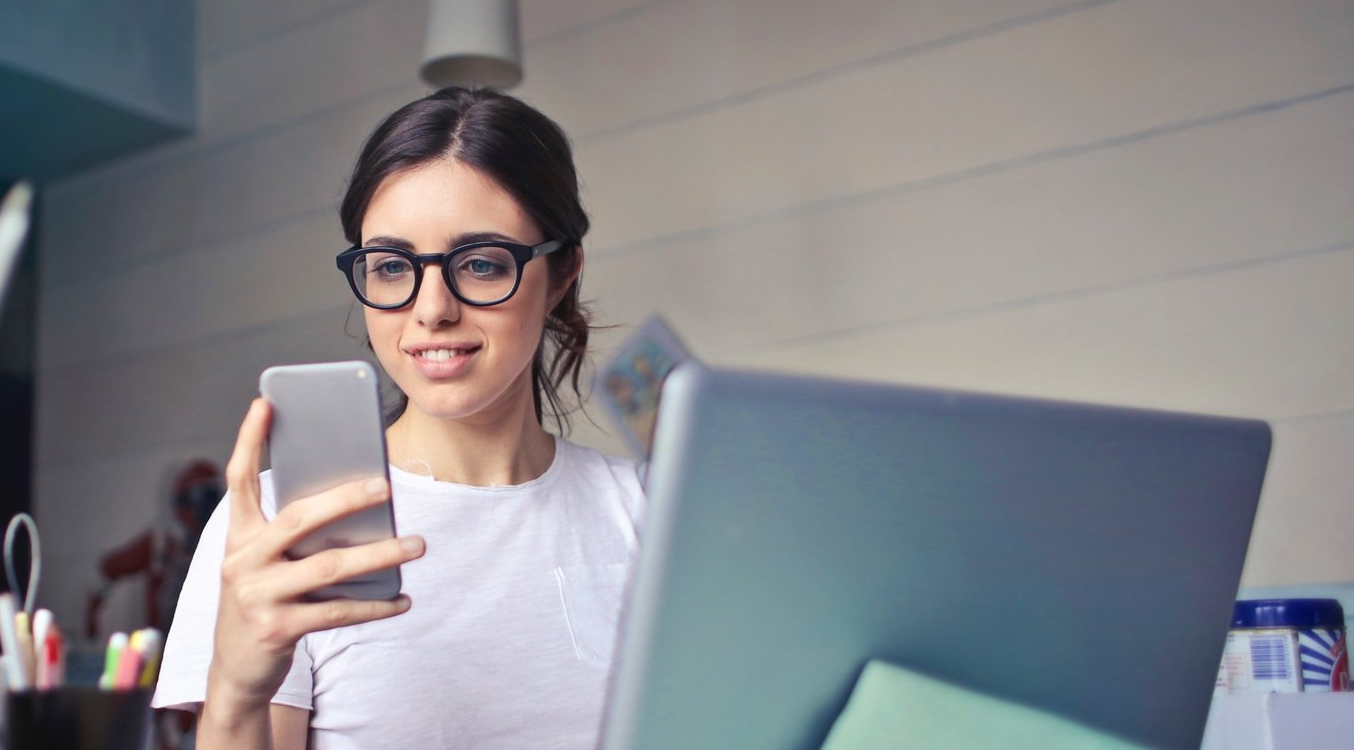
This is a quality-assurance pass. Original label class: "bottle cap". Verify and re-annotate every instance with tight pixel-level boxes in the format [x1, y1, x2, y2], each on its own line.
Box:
[1231, 598, 1345, 629]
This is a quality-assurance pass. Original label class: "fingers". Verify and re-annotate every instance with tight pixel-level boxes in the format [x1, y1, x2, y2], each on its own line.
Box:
[291, 595, 414, 636]
[258, 536, 425, 603]
[260, 477, 394, 558]
[225, 399, 272, 536]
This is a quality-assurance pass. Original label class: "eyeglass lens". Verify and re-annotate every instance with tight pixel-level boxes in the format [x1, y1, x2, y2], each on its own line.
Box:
[352, 246, 519, 306]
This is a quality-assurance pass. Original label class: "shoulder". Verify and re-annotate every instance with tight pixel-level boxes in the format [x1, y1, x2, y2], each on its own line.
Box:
[554, 438, 643, 492]
[553, 438, 647, 524]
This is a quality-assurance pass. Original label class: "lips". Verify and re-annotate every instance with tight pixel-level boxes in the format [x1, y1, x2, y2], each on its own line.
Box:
[405, 343, 481, 378]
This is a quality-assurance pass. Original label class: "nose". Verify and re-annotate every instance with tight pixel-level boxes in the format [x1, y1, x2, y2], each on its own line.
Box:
[411, 264, 460, 327]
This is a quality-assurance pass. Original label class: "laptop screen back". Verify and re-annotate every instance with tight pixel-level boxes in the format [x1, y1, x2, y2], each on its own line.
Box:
[601, 364, 1270, 750]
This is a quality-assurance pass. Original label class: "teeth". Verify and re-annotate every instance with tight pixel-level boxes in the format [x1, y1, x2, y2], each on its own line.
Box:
[420, 348, 461, 362]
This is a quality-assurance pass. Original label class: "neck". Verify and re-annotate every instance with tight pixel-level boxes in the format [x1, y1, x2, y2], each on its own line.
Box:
[386, 392, 557, 487]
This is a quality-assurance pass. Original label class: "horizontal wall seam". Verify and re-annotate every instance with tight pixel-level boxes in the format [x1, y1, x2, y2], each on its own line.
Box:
[726, 238, 1354, 357]
[59, 0, 1114, 224]
[51, 202, 338, 297]
[575, 0, 1119, 146]
[56, 80, 1354, 290]
[523, 0, 697, 49]
[35, 233, 1354, 380]
[33, 303, 1354, 470]
[52, 75, 418, 210]
[33, 428, 242, 472]
[36, 301, 357, 378]
[200, 0, 419, 62]
[595, 82, 1354, 262]
[1271, 404, 1354, 426]
[34, 399, 1354, 474]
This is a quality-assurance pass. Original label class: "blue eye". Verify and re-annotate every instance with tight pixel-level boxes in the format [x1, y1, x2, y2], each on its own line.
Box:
[455, 254, 511, 280]
[366, 255, 413, 280]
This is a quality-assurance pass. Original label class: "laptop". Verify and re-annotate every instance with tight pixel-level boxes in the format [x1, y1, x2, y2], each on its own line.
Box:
[600, 363, 1271, 750]
[0, 181, 34, 318]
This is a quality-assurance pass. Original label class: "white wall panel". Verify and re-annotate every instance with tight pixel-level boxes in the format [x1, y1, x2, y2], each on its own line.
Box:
[35, 308, 375, 464]
[202, 0, 1081, 155]
[720, 247, 1354, 423]
[40, 210, 350, 369]
[200, 0, 383, 59]
[41, 86, 421, 283]
[42, 86, 1350, 377]
[200, 0, 427, 143]
[64, 0, 1091, 227]
[55, 0, 1354, 285]
[586, 91, 1354, 357]
[200, 0, 680, 152]
[518, 0, 1077, 138]
[574, 0, 1354, 254]
[1245, 412, 1354, 586]
[520, 0, 658, 44]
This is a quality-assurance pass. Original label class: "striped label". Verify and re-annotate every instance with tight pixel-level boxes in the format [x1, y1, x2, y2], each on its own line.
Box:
[1297, 628, 1350, 692]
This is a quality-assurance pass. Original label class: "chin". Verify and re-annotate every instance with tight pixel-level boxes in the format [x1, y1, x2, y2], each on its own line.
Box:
[403, 386, 525, 423]
[390, 359, 537, 424]
[404, 394, 482, 421]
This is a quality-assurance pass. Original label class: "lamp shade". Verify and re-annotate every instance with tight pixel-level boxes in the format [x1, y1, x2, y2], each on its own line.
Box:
[420, 0, 522, 89]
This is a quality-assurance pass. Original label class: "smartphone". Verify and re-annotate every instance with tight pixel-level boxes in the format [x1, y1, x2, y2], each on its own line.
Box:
[259, 360, 401, 601]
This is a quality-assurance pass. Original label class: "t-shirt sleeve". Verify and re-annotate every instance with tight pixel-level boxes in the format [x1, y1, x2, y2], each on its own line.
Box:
[151, 480, 315, 712]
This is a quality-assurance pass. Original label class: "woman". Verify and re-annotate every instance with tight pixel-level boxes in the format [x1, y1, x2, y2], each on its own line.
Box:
[153, 88, 646, 750]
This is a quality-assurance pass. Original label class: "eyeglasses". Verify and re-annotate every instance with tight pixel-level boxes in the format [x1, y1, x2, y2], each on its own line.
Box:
[335, 239, 566, 309]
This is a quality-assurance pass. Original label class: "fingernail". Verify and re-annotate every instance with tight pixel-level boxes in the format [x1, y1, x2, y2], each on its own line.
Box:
[366, 478, 388, 496]
[400, 536, 424, 554]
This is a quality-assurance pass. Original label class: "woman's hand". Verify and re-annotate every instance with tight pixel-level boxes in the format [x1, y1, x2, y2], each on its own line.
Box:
[203, 399, 425, 724]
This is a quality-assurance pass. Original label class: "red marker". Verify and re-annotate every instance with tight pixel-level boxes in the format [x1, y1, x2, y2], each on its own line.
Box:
[37, 622, 64, 690]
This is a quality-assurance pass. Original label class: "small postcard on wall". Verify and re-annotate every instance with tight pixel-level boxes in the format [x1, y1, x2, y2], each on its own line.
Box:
[594, 315, 693, 460]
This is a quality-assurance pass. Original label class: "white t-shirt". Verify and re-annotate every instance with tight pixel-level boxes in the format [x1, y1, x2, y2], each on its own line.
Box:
[153, 438, 645, 750]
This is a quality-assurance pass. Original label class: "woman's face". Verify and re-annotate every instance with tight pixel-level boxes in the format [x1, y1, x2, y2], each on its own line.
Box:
[359, 158, 564, 425]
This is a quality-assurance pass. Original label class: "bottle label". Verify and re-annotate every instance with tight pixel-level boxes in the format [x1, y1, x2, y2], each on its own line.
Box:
[1220, 627, 1351, 692]
[1222, 629, 1302, 693]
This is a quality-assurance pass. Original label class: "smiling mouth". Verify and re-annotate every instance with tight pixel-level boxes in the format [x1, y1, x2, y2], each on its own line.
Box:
[414, 347, 480, 362]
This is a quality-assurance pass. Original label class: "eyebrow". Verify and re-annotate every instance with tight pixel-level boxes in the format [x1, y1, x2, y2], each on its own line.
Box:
[362, 231, 523, 250]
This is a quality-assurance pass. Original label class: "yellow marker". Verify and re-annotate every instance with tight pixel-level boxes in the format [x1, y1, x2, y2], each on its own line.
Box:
[137, 628, 164, 688]
[14, 611, 34, 687]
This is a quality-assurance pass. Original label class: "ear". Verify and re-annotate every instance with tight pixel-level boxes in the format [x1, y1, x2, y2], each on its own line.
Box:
[548, 245, 584, 311]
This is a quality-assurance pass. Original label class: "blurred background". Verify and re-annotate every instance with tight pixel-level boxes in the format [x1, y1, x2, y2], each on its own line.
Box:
[1, 0, 1351, 647]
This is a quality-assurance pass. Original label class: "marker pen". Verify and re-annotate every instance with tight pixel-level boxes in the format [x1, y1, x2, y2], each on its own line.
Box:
[0, 594, 28, 690]
[136, 628, 164, 689]
[99, 631, 127, 690]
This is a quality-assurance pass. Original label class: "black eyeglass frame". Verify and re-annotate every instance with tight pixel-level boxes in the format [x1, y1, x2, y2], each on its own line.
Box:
[335, 239, 567, 309]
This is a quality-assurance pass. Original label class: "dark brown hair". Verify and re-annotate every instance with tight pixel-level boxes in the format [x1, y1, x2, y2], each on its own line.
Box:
[339, 87, 592, 431]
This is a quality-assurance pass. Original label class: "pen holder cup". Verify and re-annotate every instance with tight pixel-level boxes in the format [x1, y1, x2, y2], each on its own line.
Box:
[4, 687, 152, 750]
